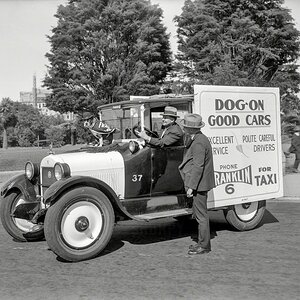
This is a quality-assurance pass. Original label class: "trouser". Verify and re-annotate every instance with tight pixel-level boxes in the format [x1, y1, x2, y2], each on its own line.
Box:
[294, 157, 300, 169]
[192, 191, 211, 250]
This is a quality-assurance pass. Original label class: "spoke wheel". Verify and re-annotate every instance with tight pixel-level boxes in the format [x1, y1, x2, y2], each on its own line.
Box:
[44, 187, 114, 262]
[0, 191, 44, 241]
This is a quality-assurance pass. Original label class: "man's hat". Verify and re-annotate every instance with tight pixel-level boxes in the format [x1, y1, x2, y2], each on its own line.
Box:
[88, 120, 117, 136]
[161, 106, 179, 118]
[82, 112, 94, 120]
[181, 113, 205, 129]
[96, 121, 116, 135]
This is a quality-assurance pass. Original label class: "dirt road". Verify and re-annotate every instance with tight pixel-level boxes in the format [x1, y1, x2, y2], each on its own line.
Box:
[0, 200, 299, 300]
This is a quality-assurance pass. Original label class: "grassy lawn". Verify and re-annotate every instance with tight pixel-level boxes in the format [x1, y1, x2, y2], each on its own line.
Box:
[0, 144, 84, 171]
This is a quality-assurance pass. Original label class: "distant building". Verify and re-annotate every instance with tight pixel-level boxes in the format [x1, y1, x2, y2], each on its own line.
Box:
[19, 88, 74, 122]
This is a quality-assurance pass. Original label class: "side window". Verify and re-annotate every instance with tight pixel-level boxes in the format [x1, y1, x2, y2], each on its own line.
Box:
[173, 103, 191, 129]
[121, 108, 140, 139]
[101, 107, 141, 140]
[151, 111, 164, 136]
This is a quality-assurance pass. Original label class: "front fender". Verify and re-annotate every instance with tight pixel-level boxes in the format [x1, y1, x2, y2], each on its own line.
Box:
[0, 174, 37, 202]
[43, 175, 134, 220]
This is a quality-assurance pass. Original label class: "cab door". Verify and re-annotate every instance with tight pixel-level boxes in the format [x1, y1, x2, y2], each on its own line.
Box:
[150, 146, 185, 196]
[124, 147, 152, 198]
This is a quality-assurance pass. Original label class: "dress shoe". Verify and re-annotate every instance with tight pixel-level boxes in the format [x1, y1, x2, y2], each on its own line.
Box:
[189, 243, 200, 250]
[188, 247, 210, 255]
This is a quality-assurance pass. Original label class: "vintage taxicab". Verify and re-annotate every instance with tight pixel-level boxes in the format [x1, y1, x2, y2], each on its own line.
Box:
[0, 93, 269, 262]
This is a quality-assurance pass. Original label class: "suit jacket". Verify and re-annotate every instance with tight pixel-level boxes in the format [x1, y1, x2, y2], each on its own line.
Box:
[148, 122, 184, 147]
[179, 131, 215, 192]
[291, 133, 300, 159]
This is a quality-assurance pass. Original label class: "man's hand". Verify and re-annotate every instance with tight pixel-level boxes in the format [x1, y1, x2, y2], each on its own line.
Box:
[138, 130, 151, 142]
[186, 188, 193, 198]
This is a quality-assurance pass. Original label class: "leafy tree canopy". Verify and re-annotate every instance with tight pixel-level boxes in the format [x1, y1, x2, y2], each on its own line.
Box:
[0, 98, 66, 148]
[44, 0, 172, 114]
[175, 0, 300, 113]
[0, 98, 18, 148]
[0, 98, 18, 129]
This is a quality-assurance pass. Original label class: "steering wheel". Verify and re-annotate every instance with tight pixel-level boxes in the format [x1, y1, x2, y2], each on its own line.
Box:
[132, 124, 159, 138]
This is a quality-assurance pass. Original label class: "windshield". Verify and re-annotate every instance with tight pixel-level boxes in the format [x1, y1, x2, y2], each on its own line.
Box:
[100, 106, 141, 139]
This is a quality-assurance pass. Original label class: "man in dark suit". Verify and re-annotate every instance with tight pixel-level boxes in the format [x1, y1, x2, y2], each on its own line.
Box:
[290, 125, 300, 172]
[179, 113, 215, 255]
[138, 106, 184, 147]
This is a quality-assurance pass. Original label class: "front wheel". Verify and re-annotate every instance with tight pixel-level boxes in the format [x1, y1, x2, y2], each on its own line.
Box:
[44, 187, 115, 262]
[223, 200, 266, 231]
[0, 191, 44, 241]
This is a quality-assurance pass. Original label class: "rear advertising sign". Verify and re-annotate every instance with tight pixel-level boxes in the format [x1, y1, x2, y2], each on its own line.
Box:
[193, 85, 283, 208]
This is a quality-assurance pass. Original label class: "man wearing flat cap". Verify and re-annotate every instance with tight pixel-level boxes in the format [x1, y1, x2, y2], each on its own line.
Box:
[179, 113, 215, 255]
[138, 106, 184, 147]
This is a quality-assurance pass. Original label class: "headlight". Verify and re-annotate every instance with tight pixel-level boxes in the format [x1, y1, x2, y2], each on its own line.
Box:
[54, 163, 71, 181]
[25, 161, 40, 180]
[129, 141, 140, 154]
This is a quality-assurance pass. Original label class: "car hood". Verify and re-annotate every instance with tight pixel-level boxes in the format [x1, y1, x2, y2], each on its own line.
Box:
[41, 151, 123, 172]
[40, 150, 125, 198]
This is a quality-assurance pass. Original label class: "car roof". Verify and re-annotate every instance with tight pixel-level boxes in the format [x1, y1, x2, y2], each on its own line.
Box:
[98, 94, 194, 110]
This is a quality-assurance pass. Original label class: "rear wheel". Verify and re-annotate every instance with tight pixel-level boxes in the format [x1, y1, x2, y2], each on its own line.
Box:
[0, 191, 44, 241]
[224, 200, 266, 231]
[44, 187, 114, 262]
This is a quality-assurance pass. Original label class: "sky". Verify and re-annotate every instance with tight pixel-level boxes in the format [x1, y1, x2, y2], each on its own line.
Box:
[0, 0, 299, 101]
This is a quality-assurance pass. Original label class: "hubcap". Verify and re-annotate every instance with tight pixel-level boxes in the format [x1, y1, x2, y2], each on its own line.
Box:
[235, 202, 258, 221]
[61, 201, 103, 249]
[75, 216, 90, 232]
[242, 203, 251, 209]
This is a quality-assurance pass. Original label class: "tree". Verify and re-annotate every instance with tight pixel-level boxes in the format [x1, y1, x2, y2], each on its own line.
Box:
[45, 126, 67, 146]
[44, 0, 172, 114]
[175, 0, 300, 112]
[15, 103, 45, 142]
[17, 127, 36, 147]
[0, 99, 67, 148]
[0, 98, 18, 149]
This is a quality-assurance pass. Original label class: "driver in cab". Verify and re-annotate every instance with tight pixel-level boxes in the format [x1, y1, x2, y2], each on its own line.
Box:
[138, 106, 184, 147]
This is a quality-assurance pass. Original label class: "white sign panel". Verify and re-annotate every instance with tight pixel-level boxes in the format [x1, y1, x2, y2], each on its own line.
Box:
[193, 85, 283, 208]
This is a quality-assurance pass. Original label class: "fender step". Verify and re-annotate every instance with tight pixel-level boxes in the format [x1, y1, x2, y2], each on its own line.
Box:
[133, 208, 192, 220]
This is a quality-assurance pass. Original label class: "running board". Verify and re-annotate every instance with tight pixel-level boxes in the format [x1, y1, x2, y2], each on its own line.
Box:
[134, 208, 192, 221]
